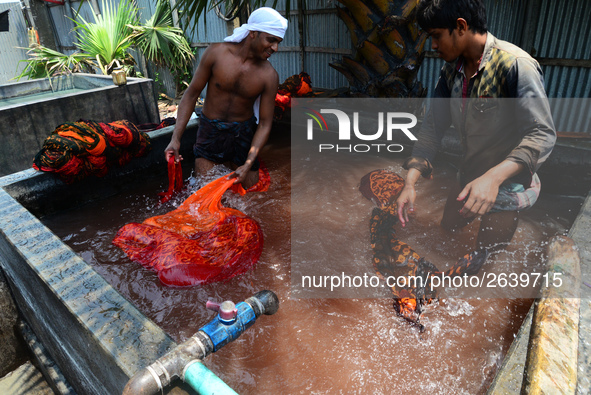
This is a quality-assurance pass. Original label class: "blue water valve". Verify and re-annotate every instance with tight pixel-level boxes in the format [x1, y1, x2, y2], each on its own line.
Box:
[200, 299, 257, 352]
[123, 291, 279, 395]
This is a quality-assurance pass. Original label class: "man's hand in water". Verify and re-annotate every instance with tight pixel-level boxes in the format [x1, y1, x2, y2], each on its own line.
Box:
[164, 139, 183, 163]
[232, 162, 253, 184]
[398, 168, 421, 226]
[397, 185, 416, 227]
[457, 160, 524, 217]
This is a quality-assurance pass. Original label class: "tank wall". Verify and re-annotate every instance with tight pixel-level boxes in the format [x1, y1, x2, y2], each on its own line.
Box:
[0, 123, 197, 394]
[0, 74, 160, 177]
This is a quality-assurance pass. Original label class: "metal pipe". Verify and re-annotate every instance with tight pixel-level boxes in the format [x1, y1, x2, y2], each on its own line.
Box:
[122, 290, 279, 395]
[20, 0, 36, 29]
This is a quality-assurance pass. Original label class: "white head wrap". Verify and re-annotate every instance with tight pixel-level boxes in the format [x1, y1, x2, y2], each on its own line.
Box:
[224, 7, 288, 43]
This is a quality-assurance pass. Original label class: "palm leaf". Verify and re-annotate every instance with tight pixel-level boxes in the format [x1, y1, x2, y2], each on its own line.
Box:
[174, 0, 289, 27]
[15, 46, 95, 81]
[129, 0, 194, 71]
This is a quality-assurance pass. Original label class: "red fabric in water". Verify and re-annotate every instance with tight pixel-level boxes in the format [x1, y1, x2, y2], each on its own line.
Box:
[113, 173, 268, 287]
[230, 160, 271, 195]
[158, 157, 184, 204]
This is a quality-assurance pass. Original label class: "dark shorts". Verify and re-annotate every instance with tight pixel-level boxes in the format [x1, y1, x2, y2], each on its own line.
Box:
[193, 113, 259, 171]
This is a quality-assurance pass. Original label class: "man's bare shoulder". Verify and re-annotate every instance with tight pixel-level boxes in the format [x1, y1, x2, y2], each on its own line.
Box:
[206, 42, 229, 55]
[209, 42, 249, 60]
[259, 61, 279, 82]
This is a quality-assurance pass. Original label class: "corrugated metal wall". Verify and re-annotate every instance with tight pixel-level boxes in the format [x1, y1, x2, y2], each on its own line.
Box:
[532, 0, 591, 99]
[177, 0, 352, 94]
[266, 0, 352, 89]
[298, 0, 352, 89]
[148, 0, 353, 97]
[47, 0, 95, 53]
[3, 0, 590, 101]
[0, 1, 29, 84]
[418, 0, 590, 100]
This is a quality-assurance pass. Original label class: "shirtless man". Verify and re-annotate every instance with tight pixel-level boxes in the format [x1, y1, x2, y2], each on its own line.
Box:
[164, 7, 288, 189]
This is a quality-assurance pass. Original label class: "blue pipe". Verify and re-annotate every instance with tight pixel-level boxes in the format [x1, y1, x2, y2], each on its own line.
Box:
[199, 301, 256, 352]
[122, 290, 279, 395]
[183, 360, 238, 395]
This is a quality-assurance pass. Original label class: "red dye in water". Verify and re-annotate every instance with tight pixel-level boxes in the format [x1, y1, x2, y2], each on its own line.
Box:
[113, 172, 269, 287]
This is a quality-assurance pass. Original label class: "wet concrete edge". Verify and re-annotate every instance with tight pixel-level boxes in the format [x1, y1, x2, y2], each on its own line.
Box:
[0, 122, 199, 394]
[487, 191, 591, 394]
[522, 236, 581, 393]
[570, 193, 591, 394]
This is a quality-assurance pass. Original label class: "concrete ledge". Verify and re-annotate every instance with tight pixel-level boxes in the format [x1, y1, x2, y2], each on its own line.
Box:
[568, 192, 591, 393]
[486, 305, 533, 394]
[0, 361, 54, 395]
[0, 187, 176, 393]
[522, 236, 581, 394]
[0, 270, 28, 378]
[1, 120, 198, 217]
[0, 123, 199, 394]
[0, 74, 160, 177]
[488, 204, 589, 394]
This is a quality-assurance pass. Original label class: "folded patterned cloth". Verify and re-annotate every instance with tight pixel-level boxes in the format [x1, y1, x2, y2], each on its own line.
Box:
[33, 119, 151, 183]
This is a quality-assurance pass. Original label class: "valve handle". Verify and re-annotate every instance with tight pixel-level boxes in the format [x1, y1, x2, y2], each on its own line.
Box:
[206, 300, 238, 321]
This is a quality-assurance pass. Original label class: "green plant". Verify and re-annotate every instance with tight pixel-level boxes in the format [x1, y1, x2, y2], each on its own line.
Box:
[72, 0, 139, 74]
[130, 0, 195, 95]
[15, 45, 95, 81]
[15, 0, 195, 84]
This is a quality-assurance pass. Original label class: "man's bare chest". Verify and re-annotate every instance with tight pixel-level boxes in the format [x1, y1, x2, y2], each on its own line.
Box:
[211, 62, 265, 99]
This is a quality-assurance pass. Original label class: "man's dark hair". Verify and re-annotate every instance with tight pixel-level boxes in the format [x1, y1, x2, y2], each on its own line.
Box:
[416, 0, 488, 34]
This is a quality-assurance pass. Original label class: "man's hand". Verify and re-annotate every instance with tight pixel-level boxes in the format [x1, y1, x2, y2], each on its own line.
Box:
[397, 168, 422, 227]
[457, 160, 525, 218]
[232, 162, 253, 184]
[164, 139, 183, 163]
[397, 185, 416, 227]
[457, 174, 499, 217]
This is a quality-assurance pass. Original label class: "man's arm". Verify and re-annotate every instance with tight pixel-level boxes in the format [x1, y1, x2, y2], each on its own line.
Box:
[504, 57, 556, 181]
[164, 45, 216, 162]
[458, 57, 555, 218]
[457, 160, 524, 217]
[233, 69, 279, 183]
[397, 168, 421, 226]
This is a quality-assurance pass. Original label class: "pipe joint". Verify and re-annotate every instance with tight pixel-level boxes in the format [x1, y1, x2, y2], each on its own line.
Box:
[122, 290, 279, 395]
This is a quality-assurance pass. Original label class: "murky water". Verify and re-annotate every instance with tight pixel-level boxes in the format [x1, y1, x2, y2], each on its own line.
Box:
[41, 134, 582, 394]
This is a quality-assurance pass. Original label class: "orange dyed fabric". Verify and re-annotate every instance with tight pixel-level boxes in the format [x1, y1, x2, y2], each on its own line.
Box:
[274, 72, 314, 120]
[113, 172, 269, 287]
[230, 160, 271, 196]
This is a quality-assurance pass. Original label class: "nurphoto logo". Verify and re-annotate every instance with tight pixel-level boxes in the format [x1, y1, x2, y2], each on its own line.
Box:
[305, 107, 418, 154]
